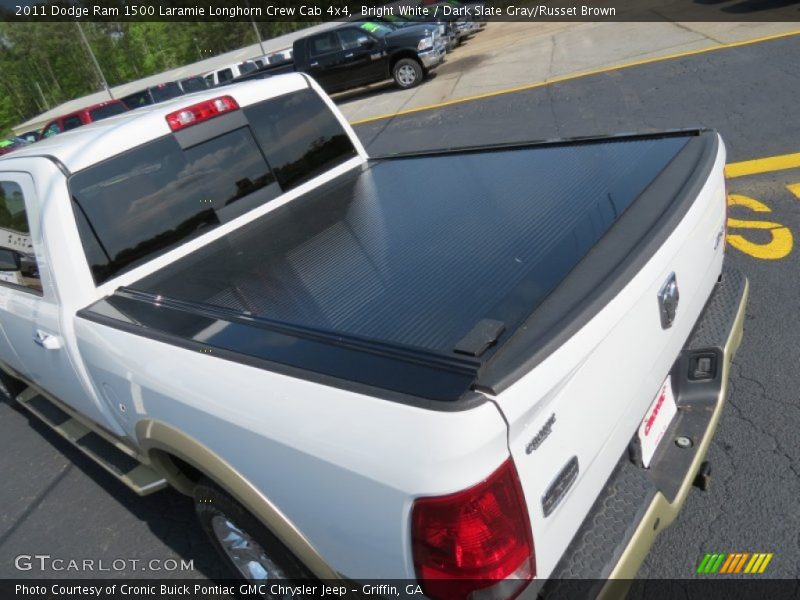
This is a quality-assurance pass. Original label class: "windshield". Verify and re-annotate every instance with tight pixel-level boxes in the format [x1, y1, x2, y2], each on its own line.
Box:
[359, 22, 393, 37]
[179, 77, 208, 93]
[89, 103, 128, 121]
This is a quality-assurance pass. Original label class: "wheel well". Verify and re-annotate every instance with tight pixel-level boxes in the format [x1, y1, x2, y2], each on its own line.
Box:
[390, 51, 422, 72]
[149, 449, 203, 495]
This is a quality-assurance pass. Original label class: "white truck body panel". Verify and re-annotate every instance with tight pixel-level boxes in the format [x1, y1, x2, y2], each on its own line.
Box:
[73, 318, 510, 578]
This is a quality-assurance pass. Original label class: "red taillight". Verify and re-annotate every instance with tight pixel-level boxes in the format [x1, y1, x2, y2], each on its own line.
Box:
[411, 459, 535, 600]
[165, 96, 239, 131]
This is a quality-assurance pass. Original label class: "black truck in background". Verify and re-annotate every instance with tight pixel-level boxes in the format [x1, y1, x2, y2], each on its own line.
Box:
[231, 22, 446, 92]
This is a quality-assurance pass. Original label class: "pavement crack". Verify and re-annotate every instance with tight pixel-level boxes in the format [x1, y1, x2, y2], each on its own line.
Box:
[0, 463, 72, 547]
[546, 34, 556, 81]
[727, 361, 800, 480]
[667, 21, 727, 45]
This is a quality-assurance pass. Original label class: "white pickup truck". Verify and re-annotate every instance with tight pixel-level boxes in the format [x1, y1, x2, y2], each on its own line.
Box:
[0, 74, 747, 598]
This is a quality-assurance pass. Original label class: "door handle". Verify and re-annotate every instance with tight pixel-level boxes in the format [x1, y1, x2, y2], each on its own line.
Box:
[344, 53, 354, 58]
[310, 62, 319, 67]
[34, 330, 62, 350]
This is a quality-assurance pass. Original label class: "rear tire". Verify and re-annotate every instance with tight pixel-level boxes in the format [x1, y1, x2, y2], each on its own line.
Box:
[193, 477, 314, 598]
[393, 58, 424, 89]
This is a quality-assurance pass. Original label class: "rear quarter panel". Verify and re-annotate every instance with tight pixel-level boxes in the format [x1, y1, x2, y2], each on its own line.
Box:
[73, 318, 510, 579]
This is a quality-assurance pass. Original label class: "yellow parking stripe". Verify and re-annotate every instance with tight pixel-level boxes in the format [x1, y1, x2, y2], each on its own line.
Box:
[351, 29, 800, 126]
[725, 152, 800, 179]
[787, 183, 800, 199]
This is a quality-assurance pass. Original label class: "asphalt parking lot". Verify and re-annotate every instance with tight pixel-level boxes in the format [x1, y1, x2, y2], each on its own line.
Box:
[1, 28, 799, 583]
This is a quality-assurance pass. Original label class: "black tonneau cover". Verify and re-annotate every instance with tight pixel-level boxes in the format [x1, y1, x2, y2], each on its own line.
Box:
[80, 130, 718, 406]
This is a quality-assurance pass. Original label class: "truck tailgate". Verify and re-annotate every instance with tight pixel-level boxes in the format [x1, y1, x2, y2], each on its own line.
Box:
[489, 133, 728, 580]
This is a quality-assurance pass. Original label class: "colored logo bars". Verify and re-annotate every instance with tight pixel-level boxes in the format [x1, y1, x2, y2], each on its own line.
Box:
[697, 552, 774, 574]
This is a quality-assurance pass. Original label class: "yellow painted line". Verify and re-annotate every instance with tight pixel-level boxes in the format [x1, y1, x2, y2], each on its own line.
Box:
[351, 29, 800, 126]
[787, 183, 800, 199]
[726, 218, 783, 230]
[726, 152, 800, 179]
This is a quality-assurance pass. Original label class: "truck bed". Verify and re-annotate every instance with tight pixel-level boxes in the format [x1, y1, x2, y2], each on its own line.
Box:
[80, 130, 718, 404]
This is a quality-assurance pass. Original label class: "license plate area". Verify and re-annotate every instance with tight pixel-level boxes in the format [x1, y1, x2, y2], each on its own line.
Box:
[633, 375, 678, 468]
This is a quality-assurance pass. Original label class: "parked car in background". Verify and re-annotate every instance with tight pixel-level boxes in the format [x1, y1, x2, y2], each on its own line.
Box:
[177, 76, 210, 94]
[247, 22, 446, 92]
[432, 0, 490, 29]
[0, 137, 29, 157]
[427, 6, 479, 42]
[358, 14, 458, 52]
[40, 100, 128, 138]
[121, 82, 186, 110]
[17, 130, 40, 144]
[203, 61, 259, 86]
[253, 48, 294, 67]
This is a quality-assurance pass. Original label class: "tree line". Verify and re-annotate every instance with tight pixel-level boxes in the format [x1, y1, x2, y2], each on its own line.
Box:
[0, 21, 310, 136]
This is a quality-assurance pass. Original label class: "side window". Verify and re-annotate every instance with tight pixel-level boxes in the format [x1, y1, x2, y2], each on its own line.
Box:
[309, 32, 342, 57]
[0, 181, 41, 293]
[245, 89, 358, 191]
[62, 115, 84, 131]
[339, 29, 371, 50]
[217, 68, 233, 83]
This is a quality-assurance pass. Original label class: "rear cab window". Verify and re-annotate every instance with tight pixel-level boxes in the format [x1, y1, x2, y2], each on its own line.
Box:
[150, 83, 184, 103]
[180, 77, 208, 93]
[89, 103, 128, 121]
[121, 91, 152, 110]
[69, 88, 358, 285]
